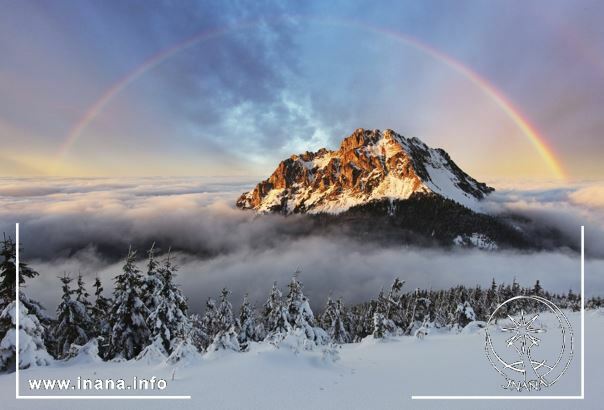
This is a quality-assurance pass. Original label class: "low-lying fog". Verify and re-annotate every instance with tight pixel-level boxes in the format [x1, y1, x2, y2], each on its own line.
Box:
[1, 177, 602, 314]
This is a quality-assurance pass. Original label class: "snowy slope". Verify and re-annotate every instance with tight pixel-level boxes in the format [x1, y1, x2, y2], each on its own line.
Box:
[1, 310, 600, 410]
[237, 129, 494, 214]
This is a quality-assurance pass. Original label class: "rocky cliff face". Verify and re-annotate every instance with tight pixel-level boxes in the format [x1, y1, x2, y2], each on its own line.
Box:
[237, 128, 494, 214]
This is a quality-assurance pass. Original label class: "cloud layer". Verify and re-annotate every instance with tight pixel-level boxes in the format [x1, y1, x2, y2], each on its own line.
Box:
[1, 177, 602, 314]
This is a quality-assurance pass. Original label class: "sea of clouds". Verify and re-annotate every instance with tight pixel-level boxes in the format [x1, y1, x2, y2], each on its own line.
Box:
[0, 177, 602, 314]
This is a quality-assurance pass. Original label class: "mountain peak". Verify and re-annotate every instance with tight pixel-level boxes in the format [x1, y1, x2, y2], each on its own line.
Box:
[237, 129, 494, 214]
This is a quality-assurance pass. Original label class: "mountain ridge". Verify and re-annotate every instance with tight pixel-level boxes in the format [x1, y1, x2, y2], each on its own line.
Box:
[236, 128, 494, 214]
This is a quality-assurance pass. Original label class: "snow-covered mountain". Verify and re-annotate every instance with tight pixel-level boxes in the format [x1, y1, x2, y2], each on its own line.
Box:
[237, 128, 494, 214]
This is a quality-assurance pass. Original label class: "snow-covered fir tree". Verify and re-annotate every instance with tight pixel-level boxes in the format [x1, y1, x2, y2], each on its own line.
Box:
[455, 300, 476, 328]
[74, 273, 91, 308]
[372, 312, 387, 338]
[347, 303, 373, 341]
[147, 252, 190, 355]
[384, 278, 407, 331]
[263, 282, 291, 340]
[91, 277, 112, 358]
[201, 297, 219, 346]
[567, 288, 581, 311]
[0, 236, 51, 371]
[320, 296, 350, 344]
[371, 285, 399, 338]
[511, 277, 521, 297]
[286, 275, 314, 330]
[406, 293, 431, 335]
[141, 243, 162, 314]
[238, 294, 263, 350]
[107, 248, 150, 360]
[496, 282, 514, 319]
[429, 291, 447, 328]
[284, 273, 328, 345]
[208, 288, 240, 351]
[533, 279, 543, 296]
[0, 235, 48, 321]
[73, 273, 94, 338]
[469, 285, 485, 320]
[0, 301, 52, 371]
[485, 278, 499, 319]
[52, 274, 93, 359]
[189, 313, 209, 352]
[385, 278, 404, 320]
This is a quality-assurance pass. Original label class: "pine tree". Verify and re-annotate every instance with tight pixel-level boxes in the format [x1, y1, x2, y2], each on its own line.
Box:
[0, 234, 39, 305]
[52, 274, 93, 358]
[201, 297, 219, 344]
[75, 273, 93, 334]
[385, 278, 404, 321]
[141, 243, 162, 313]
[215, 288, 234, 331]
[485, 278, 499, 320]
[238, 294, 261, 350]
[263, 282, 290, 339]
[189, 313, 209, 352]
[285, 273, 318, 341]
[567, 289, 580, 312]
[0, 235, 47, 321]
[321, 296, 350, 344]
[471, 285, 485, 320]
[533, 280, 543, 296]
[455, 300, 476, 328]
[372, 312, 386, 338]
[208, 288, 239, 351]
[147, 252, 190, 354]
[499, 283, 514, 316]
[0, 235, 15, 305]
[107, 247, 150, 360]
[0, 301, 51, 371]
[91, 277, 112, 357]
[370, 282, 405, 337]
[374, 287, 388, 316]
[407, 295, 431, 332]
[430, 291, 448, 328]
[74, 273, 91, 307]
[380, 278, 408, 331]
[353, 302, 375, 340]
[0, 235, 51, 371]
[511, 277, 521, 296]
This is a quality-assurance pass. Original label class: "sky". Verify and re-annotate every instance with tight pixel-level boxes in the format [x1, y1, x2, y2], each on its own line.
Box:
[0, 0, 603, 180]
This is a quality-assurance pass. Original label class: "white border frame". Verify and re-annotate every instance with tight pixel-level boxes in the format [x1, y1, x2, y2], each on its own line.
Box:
[411, 225, 585, 400]
[15, 223, 191, 400]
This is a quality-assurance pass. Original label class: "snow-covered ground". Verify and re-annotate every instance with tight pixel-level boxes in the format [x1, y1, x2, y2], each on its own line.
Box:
[0, 310, 601, 410]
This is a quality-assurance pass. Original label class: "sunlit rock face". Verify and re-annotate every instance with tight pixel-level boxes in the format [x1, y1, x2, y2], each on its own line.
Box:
[237, 128, 493, 214]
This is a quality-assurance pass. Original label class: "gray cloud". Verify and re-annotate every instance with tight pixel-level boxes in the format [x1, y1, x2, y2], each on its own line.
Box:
[27, 237, 600, 318]
[483, 181, 604, 258]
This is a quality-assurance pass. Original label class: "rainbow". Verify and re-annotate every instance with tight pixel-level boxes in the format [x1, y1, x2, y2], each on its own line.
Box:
[56, 16, 567, 179]
[354, 22, 567, 180]
[56, 24, 251, 164]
